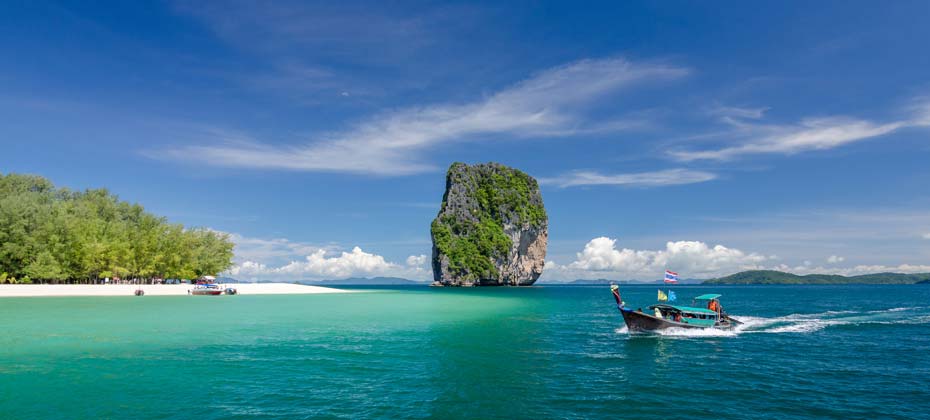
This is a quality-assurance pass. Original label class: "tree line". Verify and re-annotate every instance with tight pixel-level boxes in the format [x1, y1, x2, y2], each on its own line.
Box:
[0, 173, 234, 284]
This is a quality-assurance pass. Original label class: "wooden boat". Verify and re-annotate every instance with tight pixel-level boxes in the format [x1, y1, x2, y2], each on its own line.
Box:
[190, 284, 223, 295]
[611, 286, 741, 332]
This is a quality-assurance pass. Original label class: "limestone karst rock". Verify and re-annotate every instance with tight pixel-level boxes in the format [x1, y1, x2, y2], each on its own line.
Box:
[430, 162, 548, 286]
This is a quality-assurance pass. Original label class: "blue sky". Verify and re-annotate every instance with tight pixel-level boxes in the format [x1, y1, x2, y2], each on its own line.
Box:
[3, 1, 930, 281]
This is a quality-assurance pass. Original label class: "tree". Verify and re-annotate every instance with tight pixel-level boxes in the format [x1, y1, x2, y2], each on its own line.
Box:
[25, 251, 66, 282]
[0, 173, 236, 283]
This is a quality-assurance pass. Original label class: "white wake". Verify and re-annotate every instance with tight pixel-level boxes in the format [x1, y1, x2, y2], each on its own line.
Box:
[624, 306, 928, 338]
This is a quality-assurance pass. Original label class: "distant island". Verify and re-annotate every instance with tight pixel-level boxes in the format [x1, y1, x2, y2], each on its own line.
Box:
[704, 270, 930, 285]
[541, 278, 704, 285]
[551, 279, 621, 285]
[299, 277, 428, 286]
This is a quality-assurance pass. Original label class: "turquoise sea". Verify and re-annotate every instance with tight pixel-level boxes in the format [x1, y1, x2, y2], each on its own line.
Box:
[2, 285, 929, 419]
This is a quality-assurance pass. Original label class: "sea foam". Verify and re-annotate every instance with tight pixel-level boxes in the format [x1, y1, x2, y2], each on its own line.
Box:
[620, 306, 930, 338]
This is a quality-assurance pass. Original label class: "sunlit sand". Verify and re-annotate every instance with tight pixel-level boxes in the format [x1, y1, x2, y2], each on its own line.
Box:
[0, 283, 348, 297]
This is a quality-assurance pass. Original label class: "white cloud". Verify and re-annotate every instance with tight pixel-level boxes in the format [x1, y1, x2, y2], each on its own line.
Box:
[542, 235, 930, 282]
[708, 105, 768, 121]
[274, 247, 393, 278]
[664, 206, 930, 266]
[846, 264, 930, 274]
[768, 263, 930, 276]
[225, 232, 330, 263]
[546, 237, 768, 280]
[150, 58, 688, 175]
[922, 233, 930, 240]
[671, 117, 905, 161]
[219, 231, 433, 281]
[672, 97, 930, 162]
[225, 245, 431, 281]
[538, 168, 717, 188]
[229, 260, 268, 276]
[406, 254, 429, 267]
[908, 98, 930, 126]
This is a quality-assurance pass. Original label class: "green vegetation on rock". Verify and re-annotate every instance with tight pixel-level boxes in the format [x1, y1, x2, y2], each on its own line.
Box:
[0, 173, 234, 283]
[703, 270, 930, 285]
[431, 162, 547, 283]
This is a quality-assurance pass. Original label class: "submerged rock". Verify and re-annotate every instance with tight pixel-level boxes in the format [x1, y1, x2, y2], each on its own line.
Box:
[430, 162, 548, 286]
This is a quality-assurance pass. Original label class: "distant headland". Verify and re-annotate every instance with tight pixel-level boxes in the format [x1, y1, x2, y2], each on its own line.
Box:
[703, 270, 930, 285]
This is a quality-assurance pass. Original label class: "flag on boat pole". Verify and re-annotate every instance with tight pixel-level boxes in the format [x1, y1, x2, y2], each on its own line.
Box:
[657, 289, 668, 302]
[664, 270, 679, 284]
[668, 290, 677, 302]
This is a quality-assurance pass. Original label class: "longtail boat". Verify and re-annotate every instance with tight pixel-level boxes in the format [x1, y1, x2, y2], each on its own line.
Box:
[610, 285, 741, 332]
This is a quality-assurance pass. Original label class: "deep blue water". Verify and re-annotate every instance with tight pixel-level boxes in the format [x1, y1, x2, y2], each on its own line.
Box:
[1, 285, 929, 419]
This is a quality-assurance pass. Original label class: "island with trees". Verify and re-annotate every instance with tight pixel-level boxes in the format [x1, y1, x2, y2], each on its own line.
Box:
[704, 270, 930, 285]
[430, 162, 547, 286]
[0, 173, 234, 284]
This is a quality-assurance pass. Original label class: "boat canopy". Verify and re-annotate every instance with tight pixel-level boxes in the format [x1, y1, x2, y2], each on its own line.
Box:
[650, 304, 717, 315]
[694, 293, 722, 300]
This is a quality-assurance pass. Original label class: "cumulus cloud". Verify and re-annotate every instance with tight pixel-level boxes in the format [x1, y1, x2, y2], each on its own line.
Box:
[228, 260, 268, 276]
[545, 237, 769, 280]
[923, 233, 930, 240]
[149, 58, 688, 175]
[542, 236, 930, 282]
[406, 254, 429, 267]
[225, 231, 331, 264]
[225, 246, 431, 281]
[226, 246, 388, 279]
[276, 247, 394, 278]
[538, 168, 717, 188]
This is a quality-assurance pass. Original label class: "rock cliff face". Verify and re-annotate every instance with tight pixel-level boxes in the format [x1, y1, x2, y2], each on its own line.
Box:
[430, 162, 548, 286]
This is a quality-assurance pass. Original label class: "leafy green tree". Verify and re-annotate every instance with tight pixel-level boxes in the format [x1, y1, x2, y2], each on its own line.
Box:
[0, 173, 236, 283]
[25, 251, 66, 282]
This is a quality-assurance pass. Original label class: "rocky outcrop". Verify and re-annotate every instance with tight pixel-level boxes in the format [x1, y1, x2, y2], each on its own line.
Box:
[430, 162, 548, 286]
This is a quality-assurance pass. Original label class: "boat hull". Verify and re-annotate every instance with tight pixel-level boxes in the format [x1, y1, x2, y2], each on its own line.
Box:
[621, 308, 696, 331]
[191, 290, 223, 295]
[620, 308, 739, 332]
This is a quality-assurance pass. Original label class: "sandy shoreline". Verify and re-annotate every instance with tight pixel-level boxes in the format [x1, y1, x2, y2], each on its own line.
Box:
[0, 283, 348, 297]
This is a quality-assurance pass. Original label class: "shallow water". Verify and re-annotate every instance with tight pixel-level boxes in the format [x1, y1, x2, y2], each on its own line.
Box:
[1, 285, 929, 419]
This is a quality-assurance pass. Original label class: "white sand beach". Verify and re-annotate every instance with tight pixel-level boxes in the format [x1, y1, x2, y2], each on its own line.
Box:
[0, 283, 348, 297]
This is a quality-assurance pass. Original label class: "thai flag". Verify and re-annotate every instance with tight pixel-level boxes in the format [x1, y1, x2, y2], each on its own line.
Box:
[664, 270, 679, 284]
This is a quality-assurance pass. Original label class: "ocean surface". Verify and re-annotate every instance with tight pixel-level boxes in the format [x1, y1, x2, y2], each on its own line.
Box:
[2, 285, 929, 419]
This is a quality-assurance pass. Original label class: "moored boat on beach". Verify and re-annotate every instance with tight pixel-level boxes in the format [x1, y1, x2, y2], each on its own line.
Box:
[190, 284, 223, 295]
